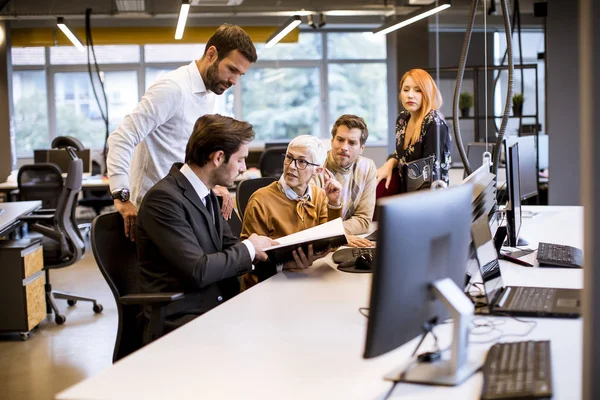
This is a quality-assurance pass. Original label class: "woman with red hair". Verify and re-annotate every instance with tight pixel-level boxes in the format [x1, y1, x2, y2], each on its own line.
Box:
[376, 68, 451, 192]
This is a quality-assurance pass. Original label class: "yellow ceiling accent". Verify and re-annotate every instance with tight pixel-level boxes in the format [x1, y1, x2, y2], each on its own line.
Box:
[11, 26, 299, 47]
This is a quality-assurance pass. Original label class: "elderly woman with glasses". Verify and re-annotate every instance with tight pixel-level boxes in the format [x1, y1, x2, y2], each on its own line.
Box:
[240, 135, 342, 286]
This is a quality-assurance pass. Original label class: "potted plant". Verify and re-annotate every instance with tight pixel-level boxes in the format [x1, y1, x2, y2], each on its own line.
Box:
[512, 93, 524, 116]
[459, 92, 474, 117]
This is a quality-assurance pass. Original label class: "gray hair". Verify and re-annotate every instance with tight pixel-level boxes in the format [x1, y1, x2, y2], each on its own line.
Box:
[287, 135, 326, 166]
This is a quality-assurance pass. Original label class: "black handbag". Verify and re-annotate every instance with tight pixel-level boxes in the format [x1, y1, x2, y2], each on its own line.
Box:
[401, 155, 435, 193]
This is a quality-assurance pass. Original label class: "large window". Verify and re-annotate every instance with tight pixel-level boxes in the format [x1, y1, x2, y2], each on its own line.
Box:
[328, 63, 387, 142]
[13, 70, 49, 156]
[54, 71, 138, 149]
[11, 30, 389, 157]
[242, 67, 320, 139]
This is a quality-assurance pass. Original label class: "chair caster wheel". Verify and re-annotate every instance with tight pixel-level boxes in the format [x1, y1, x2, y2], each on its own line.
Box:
[55, 314, 66, 324]
[93, 304, 104, 314]
[67, 299, 77, 306]
[20, 332, 30, 341]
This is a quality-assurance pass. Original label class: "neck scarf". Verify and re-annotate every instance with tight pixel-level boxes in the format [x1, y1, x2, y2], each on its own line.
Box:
[277, 176, 316, 222]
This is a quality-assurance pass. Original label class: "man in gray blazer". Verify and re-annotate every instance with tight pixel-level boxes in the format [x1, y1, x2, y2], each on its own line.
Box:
[136, 114, 276, 337]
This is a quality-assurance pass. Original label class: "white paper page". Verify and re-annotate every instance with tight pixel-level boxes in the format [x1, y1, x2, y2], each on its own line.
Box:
[265, 218, 346, 251]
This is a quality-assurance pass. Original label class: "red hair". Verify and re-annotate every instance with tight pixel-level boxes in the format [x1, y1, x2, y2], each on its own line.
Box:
[400, 69, 443, 148]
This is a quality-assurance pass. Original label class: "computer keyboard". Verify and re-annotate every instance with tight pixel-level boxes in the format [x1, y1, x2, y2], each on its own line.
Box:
[506, 287, 556, 313]
[537, 242, 583, 268]
[332, 247, 376, 264]
[481, 340, 553, 400]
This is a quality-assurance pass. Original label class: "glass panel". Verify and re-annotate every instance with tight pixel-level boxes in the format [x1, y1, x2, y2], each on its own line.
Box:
[13, 70, 49, 156]
[54, 71, 139, 149]
[50, 45, 140, 64]
[144, 44, 205, 63]
[145, 66, 234, 117]
[242, 67, 320, 140]
[12, 47, 45, 66]
[328, 63, 388, 143]
[255, 32, 322, 60]
[327, 32, 386, 60]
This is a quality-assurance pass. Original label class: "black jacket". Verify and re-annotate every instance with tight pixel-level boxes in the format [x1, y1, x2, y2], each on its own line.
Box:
[136, 163, 252, 317]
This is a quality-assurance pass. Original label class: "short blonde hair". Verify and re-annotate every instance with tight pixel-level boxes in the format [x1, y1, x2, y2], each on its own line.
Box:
[287, 135, 327, 166]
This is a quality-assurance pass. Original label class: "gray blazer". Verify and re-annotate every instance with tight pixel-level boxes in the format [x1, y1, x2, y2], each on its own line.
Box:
[137, 163, 252, 316]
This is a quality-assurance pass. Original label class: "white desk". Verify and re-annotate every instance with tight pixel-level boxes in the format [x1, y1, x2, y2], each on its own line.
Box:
[0, 201, 42, 236]
[57, 206, 583, 400]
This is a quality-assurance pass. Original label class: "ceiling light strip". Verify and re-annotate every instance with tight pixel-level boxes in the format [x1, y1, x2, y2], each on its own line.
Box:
[265, 15, 301, 48]
[175, 0, 191, 40]
[56, 17, 85, 52]
[373, 3, 451, 36]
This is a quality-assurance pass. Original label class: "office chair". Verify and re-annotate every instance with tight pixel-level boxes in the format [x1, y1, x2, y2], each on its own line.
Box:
[259, 147, 286, 178]
[20, 136, 103, 325]
[79, 160, 113, 216]
[227, 210, 243, 239]
[236, 177, 277, 218]
[17, 163, 64, 209]
[78, 160, 113, 236]
[92, 212, 185, 362]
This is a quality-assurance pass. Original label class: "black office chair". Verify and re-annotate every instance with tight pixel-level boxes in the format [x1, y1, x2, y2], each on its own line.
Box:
[79, 160, 113, 217]
[92, 212, 185, 362]
[259, 147, 287, 178]
[236, 177, 277, 218]
[20, 136, 102, 325]
[227, 210, 243, 239]
[17, 163, 64, 209]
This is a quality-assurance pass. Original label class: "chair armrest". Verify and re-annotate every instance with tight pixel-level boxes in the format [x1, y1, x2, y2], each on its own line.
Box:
[20, 214, 55, 222]
[119, 292, 184, 305]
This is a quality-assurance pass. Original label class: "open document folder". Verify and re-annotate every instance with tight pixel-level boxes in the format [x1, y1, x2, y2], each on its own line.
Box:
[264, 218, 348, 264]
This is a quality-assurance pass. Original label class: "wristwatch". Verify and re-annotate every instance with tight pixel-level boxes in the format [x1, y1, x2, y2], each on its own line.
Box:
[111, 188, 131, 202]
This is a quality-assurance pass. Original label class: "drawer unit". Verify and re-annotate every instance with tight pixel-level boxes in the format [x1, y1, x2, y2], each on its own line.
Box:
[0, 238, 46, 336]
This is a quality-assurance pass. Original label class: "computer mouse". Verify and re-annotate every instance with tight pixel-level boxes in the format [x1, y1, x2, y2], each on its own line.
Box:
[337, 253, 373, 274]
[355, 253, 374, 270]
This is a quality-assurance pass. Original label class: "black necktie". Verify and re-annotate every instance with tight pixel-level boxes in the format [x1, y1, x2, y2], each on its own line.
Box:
[205, 194, 215, 224]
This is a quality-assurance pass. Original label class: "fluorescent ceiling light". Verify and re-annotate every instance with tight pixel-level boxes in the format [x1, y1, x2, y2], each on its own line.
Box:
[175, 0, 191, 40]
[57, 17, 85, 52]
[373, 1, 451, 36]
[265, 15, 301, 48]
[324, 10, 395, 17]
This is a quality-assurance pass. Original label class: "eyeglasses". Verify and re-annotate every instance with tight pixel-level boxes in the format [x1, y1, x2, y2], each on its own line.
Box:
[282, 153, 319, 170]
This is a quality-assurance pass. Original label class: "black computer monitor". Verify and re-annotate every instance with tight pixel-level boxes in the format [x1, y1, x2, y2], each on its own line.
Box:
[364, 184, 478, 385]
[264, 141, 290, 150]
[505, 143, 522, 247]
[504, 136, 537, 200]
[34, 149, 91, 175]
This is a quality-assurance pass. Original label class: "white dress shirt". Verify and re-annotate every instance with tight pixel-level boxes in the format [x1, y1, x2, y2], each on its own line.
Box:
[107, 61, 216, 206]
[179, 164, 255, 262]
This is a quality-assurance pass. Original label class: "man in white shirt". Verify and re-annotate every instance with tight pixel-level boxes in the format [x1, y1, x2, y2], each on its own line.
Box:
[107, 24, 257, 241]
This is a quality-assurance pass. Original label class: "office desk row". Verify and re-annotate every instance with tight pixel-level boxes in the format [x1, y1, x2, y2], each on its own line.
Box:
[57, 206, 583, 400]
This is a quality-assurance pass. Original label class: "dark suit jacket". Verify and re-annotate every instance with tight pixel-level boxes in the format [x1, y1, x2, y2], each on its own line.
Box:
[136, 163, 253, 318]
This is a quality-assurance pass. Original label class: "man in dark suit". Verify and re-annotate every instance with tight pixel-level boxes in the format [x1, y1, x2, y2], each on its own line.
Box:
[136, 114, 276, 339]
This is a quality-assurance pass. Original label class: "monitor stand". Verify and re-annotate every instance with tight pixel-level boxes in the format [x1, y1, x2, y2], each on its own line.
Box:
[384, 278, 480, 386]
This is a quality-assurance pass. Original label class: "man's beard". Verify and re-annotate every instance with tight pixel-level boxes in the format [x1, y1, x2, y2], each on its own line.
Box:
[211, 162, 234, 188]
[206, 60, 231, 95]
